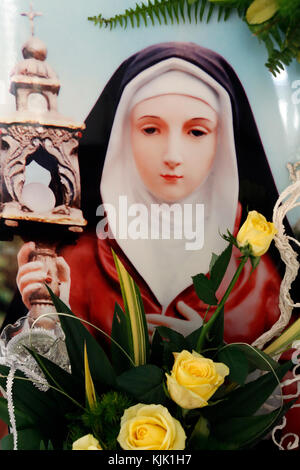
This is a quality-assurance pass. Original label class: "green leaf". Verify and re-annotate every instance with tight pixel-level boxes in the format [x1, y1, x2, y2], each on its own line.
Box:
[156, 326, 187, 350]
[179, 0, 186, 22]
[209, 252, 219, 274]
[84, 342, 97, 409]
[24, 347, 84, 406]
[1, 428, 45, 451]
[149, 328, 165, 367]
[185, 325, 204, 351]
[112, 250, 150, 367]
[263, 317, 300, 357]
[155, 326, 189, 369]
[207, 2, 215, 22]
[200, 0, 208, 21]
[209, 243, 232, 292]
[117, 365, 166, 404]
[166, 2, 174, 23]
[213, 403, 293, 449]
[220, 343, 280, 372]
[217, 347, 249, 385]
[46, 287, 116, 389]
[0, 365, 67, 443]
[111, 303, 135, 374]
[202, 360, 293, 423]
[188, 415, 210, 450]
[192, 273, 218, 305]
[250, 256, 260, 271]
[172, 0, 180, 23]
[0, 396, 33, 429]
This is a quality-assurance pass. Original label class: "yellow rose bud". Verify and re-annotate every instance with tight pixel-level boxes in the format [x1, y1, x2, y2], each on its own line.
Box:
[246, 0, 278, 25]
[236, 210, 277, 257]
[117, 403, 186, 450]
[166, 350, 229, 409]
[72, 434, 102, 450]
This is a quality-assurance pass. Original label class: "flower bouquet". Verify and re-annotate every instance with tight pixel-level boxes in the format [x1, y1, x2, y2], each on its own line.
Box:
[0, 211, 298, 451]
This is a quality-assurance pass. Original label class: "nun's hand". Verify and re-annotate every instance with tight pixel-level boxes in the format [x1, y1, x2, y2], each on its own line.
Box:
[146, 301, 203, 340]
[17, 242, 71, 310]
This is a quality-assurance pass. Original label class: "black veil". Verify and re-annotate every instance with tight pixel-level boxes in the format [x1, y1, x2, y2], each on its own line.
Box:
[78, 41, 280, 229]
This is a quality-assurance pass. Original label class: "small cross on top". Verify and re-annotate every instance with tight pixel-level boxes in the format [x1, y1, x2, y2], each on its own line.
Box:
[21, 2, 42, 36]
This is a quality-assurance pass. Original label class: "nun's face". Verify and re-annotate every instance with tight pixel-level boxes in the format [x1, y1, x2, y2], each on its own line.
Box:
[130, 94, 218, 202]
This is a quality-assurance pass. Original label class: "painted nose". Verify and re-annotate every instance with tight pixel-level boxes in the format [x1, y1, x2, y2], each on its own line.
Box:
[163, 134, 183, 169]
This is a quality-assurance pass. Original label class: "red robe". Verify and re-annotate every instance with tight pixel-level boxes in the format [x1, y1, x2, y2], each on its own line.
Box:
[60, 203, 281, 345]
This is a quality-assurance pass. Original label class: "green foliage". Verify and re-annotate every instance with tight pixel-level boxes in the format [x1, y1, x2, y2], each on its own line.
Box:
[1, 428, 44, 451]
[39, 440, 54, 450]
[111, 303, 135, 374]
[0, 396, 33, 429]
[202, 360, 292, 423]
[88, 0, 239, 30]
[192, 244, 232, 306]
[117, 364, 167, 405]
[217, 345, 249, 385]
[0, 365, 71, 448]
[88, 0, 300, 75]
[25, 346, 84, 405]
[81, 391, 133, 449]
[46, 287, 116, 390]
[112, 250, 150, 368]
[64, 391, 133, 450]
[278, 0, 300, 19]
[212, 403, 293, 449]
[218, 342, 280, 372]
[1, 235, 296, 451]
[155, 326, 188, 368]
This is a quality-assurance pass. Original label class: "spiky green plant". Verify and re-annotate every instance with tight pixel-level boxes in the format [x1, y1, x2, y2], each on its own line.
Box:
[88, 0, 300, 75]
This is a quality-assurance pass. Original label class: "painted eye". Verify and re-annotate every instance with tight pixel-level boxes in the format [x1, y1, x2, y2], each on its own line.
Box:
[189, 129, 206, 137]
[142, 127, 159, 135]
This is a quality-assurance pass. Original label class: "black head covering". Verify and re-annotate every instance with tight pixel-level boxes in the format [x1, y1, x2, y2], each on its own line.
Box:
[78, 41, 279, 229]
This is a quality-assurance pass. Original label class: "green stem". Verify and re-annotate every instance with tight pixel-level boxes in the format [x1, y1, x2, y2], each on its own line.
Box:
[203, 305, 210, 323]
[197, 255, 249, 352]
[215, 255, 248, 313]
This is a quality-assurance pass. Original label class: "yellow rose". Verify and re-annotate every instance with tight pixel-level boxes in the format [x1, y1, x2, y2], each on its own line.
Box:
[236, 210, 277, 257]
[72, 434, 102, 450]
[246, 0, 278, 25]
[117, 403, 186, 450]
[166, 350, 229, 409]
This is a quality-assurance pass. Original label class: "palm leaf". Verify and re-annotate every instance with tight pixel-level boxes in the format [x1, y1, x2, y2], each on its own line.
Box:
[84, 342, 97, 409]
[112, 250, 150, 367]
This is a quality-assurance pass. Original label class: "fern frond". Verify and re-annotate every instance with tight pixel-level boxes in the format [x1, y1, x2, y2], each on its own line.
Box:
[88, 0, 300, 75]
[265, 46, 295, 76]
[88, 0, 235, 29]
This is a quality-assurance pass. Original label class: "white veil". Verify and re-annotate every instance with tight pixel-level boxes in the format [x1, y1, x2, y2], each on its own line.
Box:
[100, 58, 239, 309]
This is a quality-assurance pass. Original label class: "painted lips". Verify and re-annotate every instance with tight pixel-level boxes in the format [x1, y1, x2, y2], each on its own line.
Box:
[160, 174, 183, 182]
